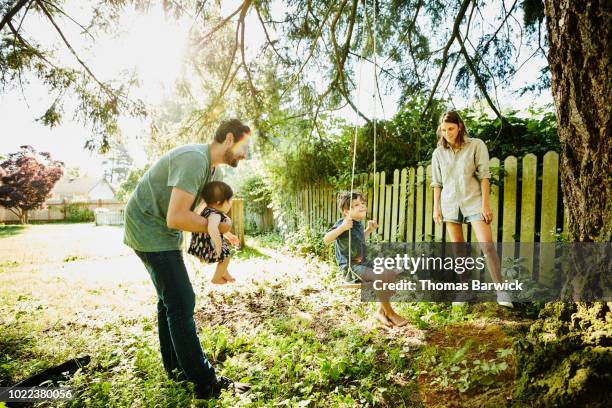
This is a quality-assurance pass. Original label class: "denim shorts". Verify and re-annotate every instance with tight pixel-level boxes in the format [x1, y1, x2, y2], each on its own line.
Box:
[443, 208, 484, 224]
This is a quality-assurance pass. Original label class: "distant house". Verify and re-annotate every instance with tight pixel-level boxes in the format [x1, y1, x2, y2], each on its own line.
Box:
[49, 175, 116, 202]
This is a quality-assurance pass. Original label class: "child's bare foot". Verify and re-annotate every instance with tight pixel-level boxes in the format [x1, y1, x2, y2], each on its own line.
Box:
[375, 309, 393, 328]
[386, 312, 409, 327]
[211, 276, 228, 284]
[222, 271, 236, 282]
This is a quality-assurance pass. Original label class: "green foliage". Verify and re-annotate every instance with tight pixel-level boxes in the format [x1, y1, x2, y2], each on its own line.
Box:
[116, 165, 150, 201]
[65, 204, 94, 222]
[354, 95, 447, 175]
[284, 224, 334, 263]
[462, 107, 560, 160]
[237, 175, 272, 215]
[418, 341, 513, 394]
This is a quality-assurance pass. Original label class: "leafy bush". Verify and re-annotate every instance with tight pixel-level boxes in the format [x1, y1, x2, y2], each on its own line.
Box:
[284, 224, 335, 263]
[65, 203, 94, 222]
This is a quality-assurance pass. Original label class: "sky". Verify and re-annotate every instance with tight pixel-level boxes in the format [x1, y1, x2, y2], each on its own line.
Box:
[0, 0, 552, 179]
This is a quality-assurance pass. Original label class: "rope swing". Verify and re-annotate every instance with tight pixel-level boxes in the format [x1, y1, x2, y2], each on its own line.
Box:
[342, 0, 379, 288]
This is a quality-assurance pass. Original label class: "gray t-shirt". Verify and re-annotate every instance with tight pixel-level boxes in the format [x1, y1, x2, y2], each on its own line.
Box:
[123, 144, 222, 252]
[430, 137, 491, 219]
[328, 218, 371, 271]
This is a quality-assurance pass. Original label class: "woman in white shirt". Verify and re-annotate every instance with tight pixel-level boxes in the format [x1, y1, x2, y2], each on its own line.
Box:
[431, 111, 513, 308]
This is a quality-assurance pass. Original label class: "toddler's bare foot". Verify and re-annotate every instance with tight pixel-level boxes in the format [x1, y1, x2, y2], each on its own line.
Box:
[211, 276, 228, 284]
[222, 271, 236, 282]
[375, 309, 393, 328]
[386, 312, 409, 327]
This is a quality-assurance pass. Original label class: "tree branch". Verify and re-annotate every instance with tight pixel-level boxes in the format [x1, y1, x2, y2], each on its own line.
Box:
[279, 1, 336, 99]
[0, 0, 30, 33]
[40, 0, 95, 41]
[255, 5, 288, 64]
[328, 0, 369, 122]
[238, 1, 257, 100]
[422, 0, 472, 115]
[195, 1, 246, 47]
[456, 27, 503, 121]
[35, 0, 116, 99]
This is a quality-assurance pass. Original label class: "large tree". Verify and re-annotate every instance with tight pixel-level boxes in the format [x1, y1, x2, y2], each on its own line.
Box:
[0, 145, 64, 223]
[512, 2, 612, 406]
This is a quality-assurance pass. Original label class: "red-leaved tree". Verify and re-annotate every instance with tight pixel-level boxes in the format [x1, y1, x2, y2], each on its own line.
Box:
[0, 146, 64, 224]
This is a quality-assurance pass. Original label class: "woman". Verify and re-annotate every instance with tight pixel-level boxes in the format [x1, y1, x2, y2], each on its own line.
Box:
[431, 111, 513, 308]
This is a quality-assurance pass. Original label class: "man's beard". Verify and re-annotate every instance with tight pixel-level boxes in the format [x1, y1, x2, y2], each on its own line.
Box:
[223, 149, 239, 167]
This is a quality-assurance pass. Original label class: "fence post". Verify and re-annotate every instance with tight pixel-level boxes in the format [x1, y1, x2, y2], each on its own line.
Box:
[415, 166, 424, 242]
[405, 168, 415, 242]
[502, 156, 518, 265]
[425, 164, 433, 242]
[390, 169, 400, 242]
[520, 154, 537, 275]
[539, 151, 559, 286]
[489, 157, 500, 242]
[398, 168, 407, 242]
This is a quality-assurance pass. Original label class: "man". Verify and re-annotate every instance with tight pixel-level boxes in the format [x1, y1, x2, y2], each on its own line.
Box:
[123, 119, 251, 398]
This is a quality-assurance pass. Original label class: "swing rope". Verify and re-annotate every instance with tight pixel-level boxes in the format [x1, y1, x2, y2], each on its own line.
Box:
[345, 0, 379, 284]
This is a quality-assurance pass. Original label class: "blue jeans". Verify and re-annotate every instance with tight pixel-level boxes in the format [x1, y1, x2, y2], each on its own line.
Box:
[134, 250, 216, 387]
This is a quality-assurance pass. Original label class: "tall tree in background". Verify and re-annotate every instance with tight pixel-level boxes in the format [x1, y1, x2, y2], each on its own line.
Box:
[102, 142, 133, 185]
[0, 145, 64, 223]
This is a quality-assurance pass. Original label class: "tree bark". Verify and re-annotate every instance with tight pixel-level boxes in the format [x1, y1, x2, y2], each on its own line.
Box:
[547, 0, 612, 242]
[514, 1, 612, 406]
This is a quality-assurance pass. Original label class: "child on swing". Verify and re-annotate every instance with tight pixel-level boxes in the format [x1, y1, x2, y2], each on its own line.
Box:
[188, 181, 237, 284]
[324, 191, 409, 328]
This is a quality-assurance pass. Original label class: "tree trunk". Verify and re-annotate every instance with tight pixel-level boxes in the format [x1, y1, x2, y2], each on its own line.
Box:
[514, 1, 612, 406]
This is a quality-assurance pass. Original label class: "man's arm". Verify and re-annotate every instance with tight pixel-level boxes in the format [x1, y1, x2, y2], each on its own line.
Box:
[166, 187, 230, 233]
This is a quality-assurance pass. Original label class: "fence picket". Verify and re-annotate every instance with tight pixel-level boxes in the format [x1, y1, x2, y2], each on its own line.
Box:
[520, 154, 537, 274]
[391, 170, 400, 242]
[406, 168, 416, 242]
[377, 172, 386, 241]
[502, 156, 518, 264]
[425, 165, 433, 242]
[415, 166, 424, 242]
[398, 169, 408, 241]
[489, 158, 500, 242]
[539, 152, 559, 286]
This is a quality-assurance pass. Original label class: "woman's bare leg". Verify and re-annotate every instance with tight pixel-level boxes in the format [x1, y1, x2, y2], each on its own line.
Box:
[470, 221, 502, 283]
[471, 220, 513, 307]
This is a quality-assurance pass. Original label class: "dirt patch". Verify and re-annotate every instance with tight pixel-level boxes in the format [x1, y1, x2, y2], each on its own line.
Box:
[417, 323, 516, 407]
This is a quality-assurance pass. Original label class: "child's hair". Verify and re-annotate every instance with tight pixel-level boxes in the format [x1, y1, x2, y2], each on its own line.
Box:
[437, 111, 468, 149]
[337, 191, 364, 212]
[202, 181, 233, 205]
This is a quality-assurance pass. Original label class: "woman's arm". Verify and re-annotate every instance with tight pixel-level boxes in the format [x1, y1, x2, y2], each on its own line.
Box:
[207, 213, 223, 257]
[433, 187, 443, 224]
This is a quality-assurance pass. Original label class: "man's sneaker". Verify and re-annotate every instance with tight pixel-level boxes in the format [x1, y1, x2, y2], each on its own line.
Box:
[196, 376, 251, 399]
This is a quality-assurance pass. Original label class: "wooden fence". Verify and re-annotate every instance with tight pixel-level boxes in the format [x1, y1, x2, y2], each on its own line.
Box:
[0, 199, 125, 223]
[293, 151, 565, 245]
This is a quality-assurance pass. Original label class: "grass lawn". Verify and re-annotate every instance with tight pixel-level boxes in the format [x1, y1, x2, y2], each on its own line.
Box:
[0, 224, 534, 407]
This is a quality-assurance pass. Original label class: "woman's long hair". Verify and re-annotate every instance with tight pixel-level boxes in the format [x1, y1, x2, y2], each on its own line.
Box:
[437, 111, 468, 149]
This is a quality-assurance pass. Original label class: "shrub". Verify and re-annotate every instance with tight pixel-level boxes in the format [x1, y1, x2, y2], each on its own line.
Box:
[65, 203, 94, 222]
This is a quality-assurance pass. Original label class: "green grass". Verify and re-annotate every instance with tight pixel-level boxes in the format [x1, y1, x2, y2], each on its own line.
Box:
[0, 224, 26, 238]
[0, 224, 532, 407]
